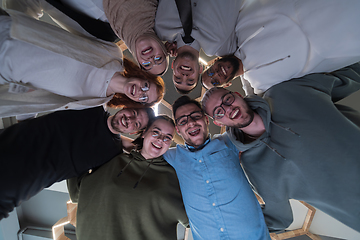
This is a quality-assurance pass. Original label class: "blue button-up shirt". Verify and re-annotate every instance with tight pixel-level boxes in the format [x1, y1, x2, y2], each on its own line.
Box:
[164, 135, 270, 240]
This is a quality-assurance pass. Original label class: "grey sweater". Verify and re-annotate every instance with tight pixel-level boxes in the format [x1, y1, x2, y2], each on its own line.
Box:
[223, 63, 360, 232]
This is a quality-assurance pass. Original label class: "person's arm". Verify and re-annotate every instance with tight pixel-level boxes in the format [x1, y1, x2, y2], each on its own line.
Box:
[66, 174, 86, 203]
[2, 0, 43, 19]
[261, 199, 294, 232]
[328, 62, 360, 102]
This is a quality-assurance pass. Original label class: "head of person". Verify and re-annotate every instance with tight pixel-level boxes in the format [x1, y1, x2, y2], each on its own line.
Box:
[132, 115, 175, 159]
[172, 49, 203, 94]
[107, 106, 155, 135]
[134, 34, 169, 76]
[172, 96, 209, 148]
[107, 58, 165, 108]
[201, 87, 254, 128]
[201, 55, 240, 90]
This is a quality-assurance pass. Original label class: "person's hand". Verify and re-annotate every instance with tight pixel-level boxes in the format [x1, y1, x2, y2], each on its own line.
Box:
[165, 41, 178, 57]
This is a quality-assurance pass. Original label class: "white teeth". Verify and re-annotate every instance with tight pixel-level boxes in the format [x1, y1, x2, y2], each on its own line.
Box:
[181, 66, 191, 71]
[121, 117, 127, 127]
[132, 85, 136, 96]
[142, 48, 152, 54]
[231, 109, 239, 119]
[221, 66, 226, 76]
[152, 142, 162, 149]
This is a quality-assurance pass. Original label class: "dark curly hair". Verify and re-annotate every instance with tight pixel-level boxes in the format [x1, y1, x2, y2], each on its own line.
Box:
[107, 58, 165, 108]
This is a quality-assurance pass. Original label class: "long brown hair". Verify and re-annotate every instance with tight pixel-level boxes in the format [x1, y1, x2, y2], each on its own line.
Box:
[107, 58, 165, 108]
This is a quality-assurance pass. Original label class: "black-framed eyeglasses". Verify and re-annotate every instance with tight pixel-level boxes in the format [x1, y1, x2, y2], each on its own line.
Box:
[213, 92, 235, 119]
[151, 129, 173, 143]
[175, 111, 204, 126]
[141, 55, 165, 71]
[138, 82, 150, 104]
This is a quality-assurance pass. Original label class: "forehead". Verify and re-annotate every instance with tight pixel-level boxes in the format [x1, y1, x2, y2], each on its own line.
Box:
[205, 89, 229, 113]
[149, 119, 175, 134]
[175, 103, 201, 119]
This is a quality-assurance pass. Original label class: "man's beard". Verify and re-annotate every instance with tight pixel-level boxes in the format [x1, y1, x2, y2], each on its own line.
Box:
[232, 109, 255, 129]
[111, 114, 122, 133]
[184, 129, 208, 148]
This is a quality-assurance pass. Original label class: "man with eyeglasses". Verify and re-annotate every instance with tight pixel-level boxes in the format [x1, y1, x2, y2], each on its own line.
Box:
[163, 95, 271, 239]
[201, 62, 360, 233]
[0, 105, 154, 220]
[155, 0, 242, 94]
[200, 0, 360, 95]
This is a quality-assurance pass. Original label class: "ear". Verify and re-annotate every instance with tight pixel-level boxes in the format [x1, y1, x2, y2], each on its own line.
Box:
[213, 120, 224, 127]
[175, 126, 181, 135]
[205, 115, 210, 126]
[223, 81, 232, 88]
[199, 64, 204, 73]
[233, 91, 243, 98]
[171, 60, 174, 70]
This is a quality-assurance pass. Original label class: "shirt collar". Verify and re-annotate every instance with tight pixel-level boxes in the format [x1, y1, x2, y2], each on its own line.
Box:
[185, 135, 211, 152]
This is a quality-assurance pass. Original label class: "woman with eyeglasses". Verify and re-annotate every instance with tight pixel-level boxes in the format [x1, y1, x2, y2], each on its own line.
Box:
[67, 115, 189, 240]
[102, 0, 169, 76]
[0, 9, 165, 119]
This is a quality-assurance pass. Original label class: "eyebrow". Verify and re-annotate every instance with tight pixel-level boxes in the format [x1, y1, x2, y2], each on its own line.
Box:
[153, 126, 173, 138]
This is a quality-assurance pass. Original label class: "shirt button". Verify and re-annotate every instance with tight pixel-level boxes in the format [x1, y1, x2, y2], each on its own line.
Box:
[193, 2, 197, 7]
[212, 203, 216, 206]
[206, 180, 209, 184]
[199, 160, 202, 163]
[220, 228, 224, 232]
[65, 106, 69, 109]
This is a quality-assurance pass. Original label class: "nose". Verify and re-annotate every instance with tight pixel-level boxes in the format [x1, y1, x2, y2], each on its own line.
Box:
[187, 116, 196, 125]
[223, 105, 232, 116]
[182, 73, 189, 78]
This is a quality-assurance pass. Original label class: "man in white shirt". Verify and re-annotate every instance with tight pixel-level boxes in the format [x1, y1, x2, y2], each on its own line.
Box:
[155, 0, 243, 94]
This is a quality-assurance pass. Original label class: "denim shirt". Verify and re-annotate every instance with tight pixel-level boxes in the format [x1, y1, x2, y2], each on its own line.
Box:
[164, 135, 270, 240]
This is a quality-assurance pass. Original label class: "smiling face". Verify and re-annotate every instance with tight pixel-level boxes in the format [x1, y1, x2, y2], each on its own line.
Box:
[108, 108, 149, 134]
[204, 88, 254, 129]
[135, 36, 167, 75]
[201, 56, 239, 89]
[172, 52, 202, 92]
[140, 119, 175, 159]
[123, 78, 158, 104]
[175, 103, 209, 148]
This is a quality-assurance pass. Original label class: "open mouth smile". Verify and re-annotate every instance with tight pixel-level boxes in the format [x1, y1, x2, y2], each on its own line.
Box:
[151, 142, 162, 149]
[142, 47, 152, 55]
[121, 116, 128, 128]
[230, 108, 241, 120]
[180, 65, 192, 71]
[131, 85, 136, 96]
[188, 128, 200, 136]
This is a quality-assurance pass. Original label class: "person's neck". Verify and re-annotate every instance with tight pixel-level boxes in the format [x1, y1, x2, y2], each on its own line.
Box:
[106, 72, 126, 96]
[177, 45, 200, 58]
[239, 113, 265, 139]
